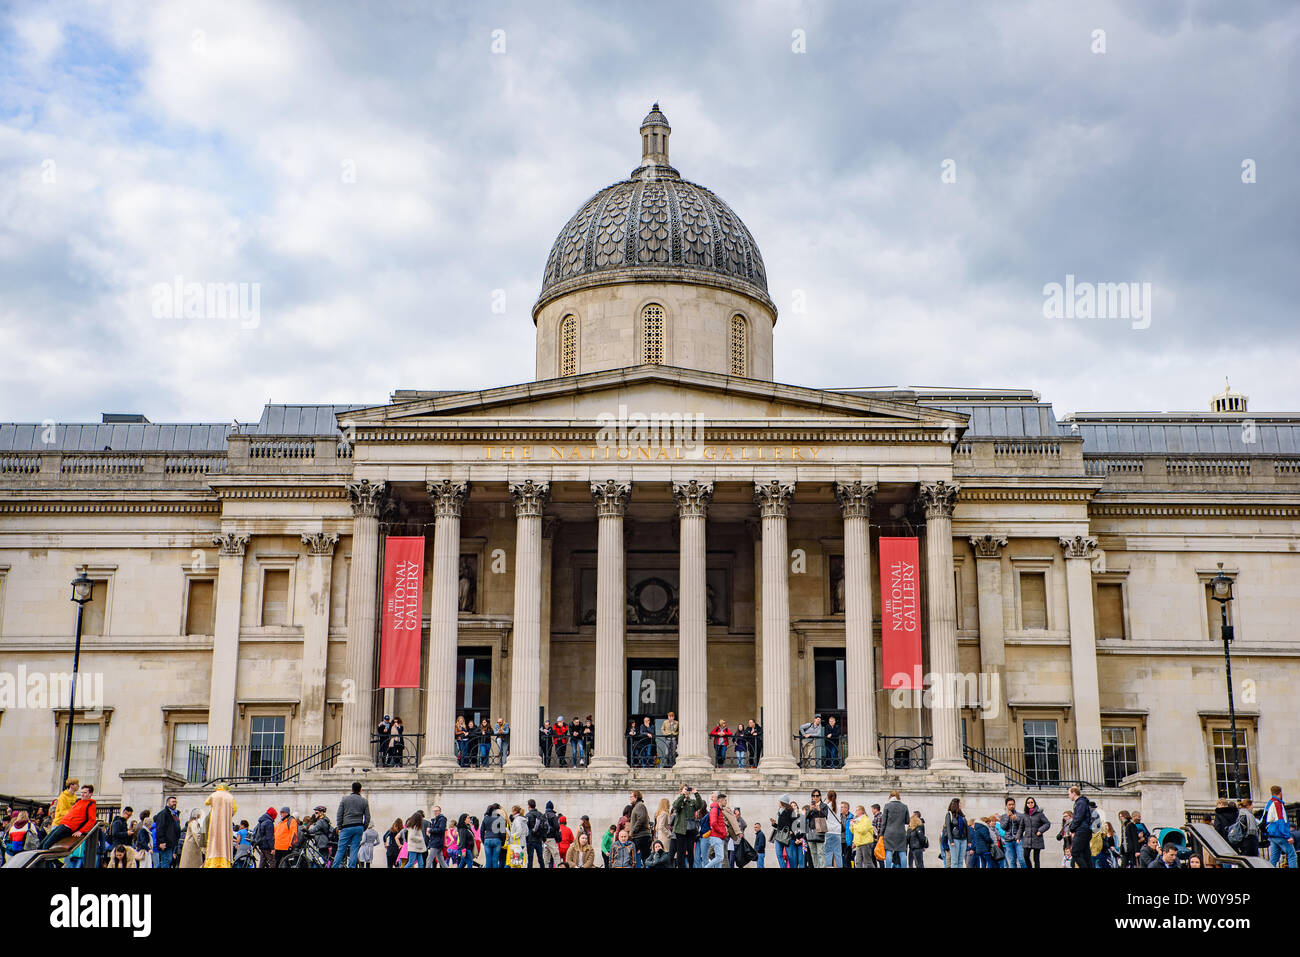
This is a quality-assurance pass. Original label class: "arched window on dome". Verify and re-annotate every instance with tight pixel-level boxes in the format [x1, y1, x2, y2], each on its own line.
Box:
[642, 304, 665, 365]
[729, 314, 748, 376]
[559, 314, 578, 377]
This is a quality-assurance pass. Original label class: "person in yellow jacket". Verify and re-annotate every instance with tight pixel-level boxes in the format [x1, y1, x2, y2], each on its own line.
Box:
[850, 805, 875, 868]
[51, 779, 79, 826]
[202, 784, 237, 868]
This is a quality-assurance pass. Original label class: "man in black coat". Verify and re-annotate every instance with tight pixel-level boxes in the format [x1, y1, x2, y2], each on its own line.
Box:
[155, 796, 181, 868]
[1068, 786, 1093, 868]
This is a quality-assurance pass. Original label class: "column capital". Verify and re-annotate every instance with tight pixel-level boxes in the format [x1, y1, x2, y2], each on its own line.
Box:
[917, 480, 961, 520]
[1059, 534, 1099, 560]
[754, 479, 795, 518]
[591, 479, 631, 517]
[346, 479, 388, 518]
[509, 479, 551, 517]
[427, 479, 470, 518]
[672, 479, 714, 517]
[300, 531, 339, 555]
[213, 532, 250, 556]
[834, 480, 877, 518]
[969, 533, 1009, 558]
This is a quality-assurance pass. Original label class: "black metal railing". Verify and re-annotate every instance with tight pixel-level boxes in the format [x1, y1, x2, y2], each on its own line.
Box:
[374, 732, 423, 768]
[964, 746, 1108, 790]
[879, 735, 931, 769]
[707, 732, 763, 768]
[541, 728, 592, 767]
[187, 745, 341, 785]
[455, 731, 505, 768]
[794, 733, 847, 769]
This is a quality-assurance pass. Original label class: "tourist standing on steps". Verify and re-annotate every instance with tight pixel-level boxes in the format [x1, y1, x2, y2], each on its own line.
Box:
[1020, 797, 1050, 869]
[424, 806, 447, 868]
[850, 805, 874, 868]
[1000, 798, 1023, 868]
[524, 799, 547, 868]
[805, 789, 827, 867]
[1264, 785, 1297, 868]
[1068, 785, 1093, 869]
[943, 798, 968, 869]
[628, 790, 652, 865]
[333, 781, 370, 868]
[906, 812, 927, 868]
[880, 790, 909, 869]
[671, 785, 705, 868]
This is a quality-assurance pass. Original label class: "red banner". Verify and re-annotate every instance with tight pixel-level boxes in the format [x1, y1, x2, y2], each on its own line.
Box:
[379, 536, 425, 688]
[879, 537, 921, 690]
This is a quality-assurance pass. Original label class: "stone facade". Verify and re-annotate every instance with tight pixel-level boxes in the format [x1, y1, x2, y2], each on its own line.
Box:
[1, 110, 1296, 836]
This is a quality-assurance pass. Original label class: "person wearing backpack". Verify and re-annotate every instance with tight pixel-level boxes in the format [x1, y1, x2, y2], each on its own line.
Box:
[542, 801, 562, 867]
[906, 812, 928, 868]
[524, 798, 547, 868]
[943, 798, 969, 868]
[1263, 785, 1297, 868]
[1233, 798, 1260, 857]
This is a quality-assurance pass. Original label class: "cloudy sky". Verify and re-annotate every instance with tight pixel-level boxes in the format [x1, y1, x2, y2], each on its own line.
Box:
[2, 0, 1296, 424]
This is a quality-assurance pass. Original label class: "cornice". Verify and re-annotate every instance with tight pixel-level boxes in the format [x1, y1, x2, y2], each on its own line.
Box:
[338, 425, 960, 445]
[212, 485, 348, 501]
[1090, 501, 1300, 519]
[0, 501, 220, 516]
[958, 487, 1097, 503]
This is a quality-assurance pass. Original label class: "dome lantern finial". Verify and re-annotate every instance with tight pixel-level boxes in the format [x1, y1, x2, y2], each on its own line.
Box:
[637, 102, 672, 176]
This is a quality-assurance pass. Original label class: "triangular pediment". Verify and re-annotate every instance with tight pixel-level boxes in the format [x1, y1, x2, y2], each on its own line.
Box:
[342, 365, 966, 435]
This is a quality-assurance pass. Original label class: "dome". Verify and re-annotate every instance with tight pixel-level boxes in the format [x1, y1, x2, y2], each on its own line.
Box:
[535, 105, 771, 313]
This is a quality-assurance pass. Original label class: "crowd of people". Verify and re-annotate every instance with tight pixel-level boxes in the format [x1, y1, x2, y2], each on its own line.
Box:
[6, 777, 1293, 870]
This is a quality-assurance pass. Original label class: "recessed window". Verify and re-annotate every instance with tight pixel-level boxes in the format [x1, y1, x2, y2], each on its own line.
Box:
[249, 715, 286, 782]
[1019, 572, 1048, 630]
[1211, 728, 1251, 800]
[1102, 726, 1138, 786]
[171, 722, 208, 776]
[729, 314, 747, 376]
[185, 579, 215, 635]
[82, 580, 108, 635]
[261, 569, 291, 626]
[1023, 718, 1060, 787]
[68, 722, 101, 786]
[642, 304, 665, 365]
[560, 314, 578, 376]
[1096, 582, 1125, 639]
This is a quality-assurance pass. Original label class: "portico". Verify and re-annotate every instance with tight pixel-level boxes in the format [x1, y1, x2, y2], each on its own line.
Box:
[329, 365, 973, 781]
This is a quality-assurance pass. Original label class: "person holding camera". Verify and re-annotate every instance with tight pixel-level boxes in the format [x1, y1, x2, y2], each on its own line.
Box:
[670, 784, 706, 868]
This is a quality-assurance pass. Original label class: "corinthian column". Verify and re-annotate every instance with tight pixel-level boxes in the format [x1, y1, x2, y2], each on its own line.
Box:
[589, 479, 631, 769]
[918, 480, 964, 770]
[837, 481, 883, 771]
[507, 479, 549, 770]
[970, 534, 1011, 747]
[207, 531, 249, 752]
[299, 531, 338, 749]
[338, 481, 386, 770]
[420, 479, 468, 771]
[673, 480, 713, 771]
[1061, 534, 1103, 752]
[755, 479, 797, 771]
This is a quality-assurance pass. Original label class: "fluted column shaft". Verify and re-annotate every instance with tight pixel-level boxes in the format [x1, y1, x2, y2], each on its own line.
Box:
[838, 482, 883, 770]
[299, 532, 338, 749]
[591, 480, 630, 768]
[421, 480, 468, 770]
[920, 481, 964, 770]
[507, 481, 548, 769]
[756, 480, 796, 770]
[339, 482, 385, 768]
[208, 532, 250, 751]
[1061, 535, 1103, 752]
[674, 481, 712, 769]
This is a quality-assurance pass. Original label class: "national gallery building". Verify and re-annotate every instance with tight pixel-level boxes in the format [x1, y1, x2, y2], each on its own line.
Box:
[2, 107, 1297, 829]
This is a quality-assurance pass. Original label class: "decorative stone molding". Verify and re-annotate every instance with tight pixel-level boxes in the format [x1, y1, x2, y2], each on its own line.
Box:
[834, 480, 876, 519]
[754, 480, 795, 518]
[509, 479, 551, 517]
[672, 480, 714, 517]
[346, 479, 388, 518]
[213, 532, 250, 556]
[917, 480, 961, 519]
[590, 479, 631, 517]
[969, 533, 1009, 558]
[300, 532, 339, 555]
[427, 480, 470, 518]
[1059, 535, 1099, 560]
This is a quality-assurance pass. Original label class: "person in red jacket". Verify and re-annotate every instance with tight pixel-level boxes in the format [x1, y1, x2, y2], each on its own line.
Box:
[710, 721, 732, 767]
[704, 793, 729, 867]
[39, 784, 97, 850]
[556, 815, 575, 860]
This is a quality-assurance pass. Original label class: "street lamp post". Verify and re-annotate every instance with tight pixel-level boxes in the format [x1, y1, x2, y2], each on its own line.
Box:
[61, 573, 95, 789]
[1208, 563, 1243, 800]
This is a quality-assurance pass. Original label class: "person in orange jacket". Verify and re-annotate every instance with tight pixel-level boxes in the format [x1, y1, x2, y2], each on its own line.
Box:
[39, 784, 97, 850]
[273, 805, 297, 866]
